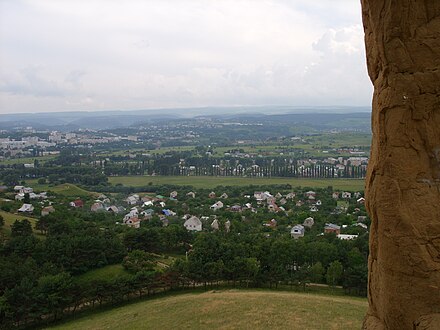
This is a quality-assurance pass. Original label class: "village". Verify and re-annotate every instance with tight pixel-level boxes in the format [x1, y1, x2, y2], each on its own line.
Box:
[5, 182, 369, 242]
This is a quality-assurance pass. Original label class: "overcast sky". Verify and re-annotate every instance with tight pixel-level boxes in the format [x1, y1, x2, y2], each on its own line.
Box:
[0, 0, 372, 114]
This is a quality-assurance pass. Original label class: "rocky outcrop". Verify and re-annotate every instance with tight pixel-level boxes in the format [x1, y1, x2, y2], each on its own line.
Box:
[361, 1, 440, 329]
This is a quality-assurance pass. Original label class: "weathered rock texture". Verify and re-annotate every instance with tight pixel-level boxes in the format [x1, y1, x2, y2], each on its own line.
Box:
[361, 1, 440, 329]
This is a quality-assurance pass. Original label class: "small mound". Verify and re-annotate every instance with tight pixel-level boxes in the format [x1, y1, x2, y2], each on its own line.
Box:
[47, 290, 367, 330]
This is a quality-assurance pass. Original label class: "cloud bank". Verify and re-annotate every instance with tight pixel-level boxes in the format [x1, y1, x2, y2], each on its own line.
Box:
[0, 0, 372, 114]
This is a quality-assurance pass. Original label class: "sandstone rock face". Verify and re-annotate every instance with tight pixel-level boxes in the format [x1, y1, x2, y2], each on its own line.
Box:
[361, 1, 440, 329]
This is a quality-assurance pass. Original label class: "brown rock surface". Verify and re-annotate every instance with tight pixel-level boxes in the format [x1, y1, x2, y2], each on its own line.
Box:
[361, 1, 440, 329]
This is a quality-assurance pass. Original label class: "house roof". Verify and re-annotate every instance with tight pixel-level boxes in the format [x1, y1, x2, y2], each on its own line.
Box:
[325, 223, 341, 230]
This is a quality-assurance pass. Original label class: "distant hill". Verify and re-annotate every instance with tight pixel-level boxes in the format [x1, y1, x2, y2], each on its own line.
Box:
[0, 106, 371, 131]
[46, 290, 367, 330]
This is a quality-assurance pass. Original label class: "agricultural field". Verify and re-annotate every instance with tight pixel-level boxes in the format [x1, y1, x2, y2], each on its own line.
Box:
[46, 290, 368, 330]
[109, 175, 365, 191]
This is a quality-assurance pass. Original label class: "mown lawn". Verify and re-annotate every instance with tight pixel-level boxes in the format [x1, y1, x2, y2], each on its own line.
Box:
[109, 176, 365, 191]
[46, 290, 367, 330]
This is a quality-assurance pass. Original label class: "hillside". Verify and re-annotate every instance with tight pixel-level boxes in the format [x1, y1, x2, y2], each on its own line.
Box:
[46, 290, 367, 330]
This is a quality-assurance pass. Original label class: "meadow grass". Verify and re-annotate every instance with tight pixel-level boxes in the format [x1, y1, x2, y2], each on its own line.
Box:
[74, 264, 129, 285]
[0, 210, 38, 236]
[46, 290, 367, 330]
[25, 182, 96, 198]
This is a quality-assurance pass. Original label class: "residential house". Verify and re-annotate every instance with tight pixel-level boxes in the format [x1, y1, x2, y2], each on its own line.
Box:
[264, 219, 277, 228]
[162, 209, 176, 217]
[184, 216, 202, 231]
[254, 191, 264, 201]
[15, 193, 25, 201]
[305, 191, 316, 198]
[220, 193, 228, 199]
[143, 200, 153, 207]
[316, 200, 322, 206]
[14, 185, 24, 192]
[268, 203, 281, 213]
[291, 225, 305, 239]
[208, 192, 216, 198]
[210, 201, 224, 211]
[230, 205, 242, 212]
[141, 209, 154, 217]
[310, 205, 319, 212]
[303, 217, 314, 228]
[224, 220, 231, 233]
[342, 192, 352, 199]
[337, 234, 359, 240]
[186, 192, 196, 198]
[332, 192, 340, 199]
[357, 197, 366, 204]
[357, 216, 367, 223]
[353, 223, 368, 229]
[170, 191, 178, 199]
[123, 208, 139, 222]
[18, 203, 34, 213]
[124, 217, 140, 229]
[211, 219, 219, 230]
[324, 223, 341, 235]
[285, 192, 296, 200]
[91, 202, 104, 212]
[141, 196, 154, 203]
[41, 206, 55, 216]
[22, 187, 33, 194]
[126, 194, 139, 205]
[70, 199, 84, 208]
[106, 205, 119, 213]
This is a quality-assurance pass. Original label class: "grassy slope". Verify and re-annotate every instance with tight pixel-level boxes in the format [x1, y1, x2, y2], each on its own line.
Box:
[109, 176, 365, 191]
[47, 290, 367, 330]
[0, 210, 38, 236]
[24, 182, 96, 198]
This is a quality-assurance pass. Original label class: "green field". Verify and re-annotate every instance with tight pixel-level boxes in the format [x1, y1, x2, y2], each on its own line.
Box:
[24, 182, 96, 198]
[75, 264, 129, 285]
[0, 155, 56, 165]
[46, 290, 367, 330]
[0, 210, 38, 236]
[109, 176, 365, 191]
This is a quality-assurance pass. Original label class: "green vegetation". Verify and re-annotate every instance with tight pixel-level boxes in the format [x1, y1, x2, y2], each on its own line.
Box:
[109, 176, 365, 191]
[75, 264, 129, 285]
[0, 210, 37, 235]
[0, 155, 56, 165]
[26, 182, 96, 197]
[46, 290, 367, 330]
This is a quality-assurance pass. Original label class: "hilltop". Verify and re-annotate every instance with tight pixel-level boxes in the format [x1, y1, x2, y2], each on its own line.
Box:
[46, 290, 367, 330]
